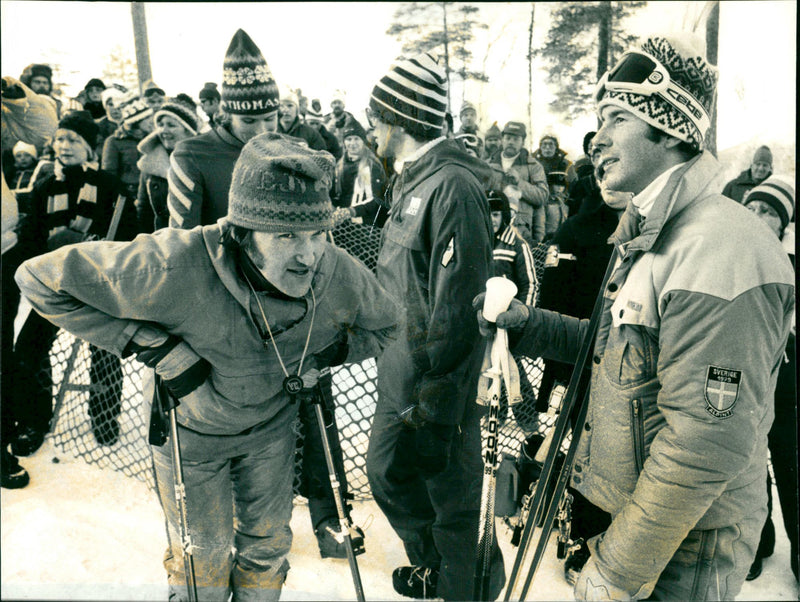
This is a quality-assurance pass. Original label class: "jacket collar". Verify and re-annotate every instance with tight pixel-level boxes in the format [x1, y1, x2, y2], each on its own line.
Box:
[609, 151, 726, 253]
[136, 131, 171, 178]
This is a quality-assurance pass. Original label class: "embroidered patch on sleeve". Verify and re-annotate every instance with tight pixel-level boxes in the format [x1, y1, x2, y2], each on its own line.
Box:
[704, 366, 742, 418]
[441, 236, 455, 267]
[406, 196, 422, 216]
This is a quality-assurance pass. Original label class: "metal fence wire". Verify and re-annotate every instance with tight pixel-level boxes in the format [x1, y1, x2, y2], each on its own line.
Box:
[33, 219, 555, 499]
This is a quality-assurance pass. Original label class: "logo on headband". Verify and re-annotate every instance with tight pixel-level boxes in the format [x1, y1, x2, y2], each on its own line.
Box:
[665, 88, 704, 122]
[647, 72, 664, 84]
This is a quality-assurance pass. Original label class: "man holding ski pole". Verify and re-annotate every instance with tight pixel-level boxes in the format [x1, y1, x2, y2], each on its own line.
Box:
[364, 53, 505, 600]
[15, 133, 399, 601]
[475, 33, 794, 600]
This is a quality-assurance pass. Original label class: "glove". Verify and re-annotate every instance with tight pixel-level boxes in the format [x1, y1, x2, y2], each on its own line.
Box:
[472, 293, 530, 336]
[414, 422, 456, 479]
[126, 332, 210, 399]
[573, 534, 646, 601]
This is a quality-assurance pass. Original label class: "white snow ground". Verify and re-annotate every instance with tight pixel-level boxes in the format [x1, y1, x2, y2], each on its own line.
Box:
[2, 438, 798, 601]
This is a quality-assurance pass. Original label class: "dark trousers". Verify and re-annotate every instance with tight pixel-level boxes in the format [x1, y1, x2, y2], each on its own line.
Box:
[367, 396, 506, 601]
[296, 381, 348, 530]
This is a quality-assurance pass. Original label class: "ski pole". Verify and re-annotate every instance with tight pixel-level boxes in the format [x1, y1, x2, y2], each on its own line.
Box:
[474, 277, 518, 601]
[156, 376, 199, 602]
[503, 249, 617, 601]
[307, 367, 366, 602]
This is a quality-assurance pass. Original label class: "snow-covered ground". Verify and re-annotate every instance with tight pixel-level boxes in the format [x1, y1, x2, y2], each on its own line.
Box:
[2, 438, 798, 601]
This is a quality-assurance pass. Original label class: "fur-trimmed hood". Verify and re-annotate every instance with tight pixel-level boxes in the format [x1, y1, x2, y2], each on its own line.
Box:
[136, 131, 170, 179]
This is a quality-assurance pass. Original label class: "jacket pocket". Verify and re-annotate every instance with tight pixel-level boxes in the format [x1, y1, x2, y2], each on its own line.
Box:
[630, 398, 645, 475]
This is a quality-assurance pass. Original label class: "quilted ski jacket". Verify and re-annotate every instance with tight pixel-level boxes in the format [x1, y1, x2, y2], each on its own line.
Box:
[511, 151, 795, 595]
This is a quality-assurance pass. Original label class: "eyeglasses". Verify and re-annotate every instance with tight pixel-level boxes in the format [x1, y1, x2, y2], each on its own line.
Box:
[595, 50, 710, 137]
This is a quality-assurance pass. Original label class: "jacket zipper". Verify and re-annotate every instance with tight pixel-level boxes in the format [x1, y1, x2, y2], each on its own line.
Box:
[630, 399, 645, 475]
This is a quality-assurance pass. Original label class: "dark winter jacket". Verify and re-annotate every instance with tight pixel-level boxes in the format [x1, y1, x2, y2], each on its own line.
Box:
[489, 148, 549, 243]
[307, 121, 342, 159]
[324, 111, 363, 144]
[101, 127, 143, 198]
[722, 168, 771, 203]
[18, 162, 138, 258]
[533, 146, 572, 180]
[493, 224, 537, 306]
[512, 151, 794, 597]
[135, 131, 171, 232]
[167, 125, 244, 229]
[278, 117, 327, 152]
[15, 225, 400, 436]
[95, 116, 119, 158]
[376, 138, 493, 425]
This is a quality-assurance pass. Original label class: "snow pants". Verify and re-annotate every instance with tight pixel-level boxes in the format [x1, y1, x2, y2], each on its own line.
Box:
[152, 417, 296, 602]
[367, 394, 506, 601]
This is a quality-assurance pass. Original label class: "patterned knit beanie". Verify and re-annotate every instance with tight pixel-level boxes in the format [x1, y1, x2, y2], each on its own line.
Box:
[743, 175, 795, 230]
[119, 96, 154, 127]
[369, 53, 448, 140]
[227, 132, 334, 232]
[155, 100, 199, 135]
[597, 34, 717, 151]
[58, 110, 99, 148]
[221, 29, 279, 116]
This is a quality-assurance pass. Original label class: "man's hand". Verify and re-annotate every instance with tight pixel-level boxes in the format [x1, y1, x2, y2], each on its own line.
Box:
[574, 535, 638, 601]
[126, 330, 210, 399]
[472, 293, 530, 336]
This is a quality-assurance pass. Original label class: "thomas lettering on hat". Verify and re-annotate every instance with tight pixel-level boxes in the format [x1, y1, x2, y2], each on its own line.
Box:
[224, 98, 279, 112]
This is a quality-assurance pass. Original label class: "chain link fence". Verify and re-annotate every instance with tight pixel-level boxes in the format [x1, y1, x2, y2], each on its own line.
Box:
[25, 219, 554, 499]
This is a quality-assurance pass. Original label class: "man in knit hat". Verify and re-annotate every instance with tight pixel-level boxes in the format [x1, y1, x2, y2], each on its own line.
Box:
[483, 121, 502, 161]
[167, 28, 280, 229]
[102, 95, 154, 199]
[722, 145, 774, 203]
[15, 132, 399, 601]
[198, 82, 223, 128]
[476, 34, 794, 600]
[456, 100, 484, 158]
[365, 53, 505, 601]
[742, 175, 798, 583]
[324, 89, 363, 145]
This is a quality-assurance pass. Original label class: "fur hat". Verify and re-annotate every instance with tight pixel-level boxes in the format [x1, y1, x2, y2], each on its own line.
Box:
[485, 122, 502, 141]
[540, 134, 559, 147]
[597, 33, 717, 151]
[20, 64, 52, 90]
[13, 140, 38, 159]
[752, 145, 773, 167]
[369, 53, 448, 140]
[57, 110, 99, 147]
[199, 82, 221, 101]
[743, 175, 795, 231]
[154, 100, 199, 135]
[226, 132, 334, 232]
[221, 29, 279, 116]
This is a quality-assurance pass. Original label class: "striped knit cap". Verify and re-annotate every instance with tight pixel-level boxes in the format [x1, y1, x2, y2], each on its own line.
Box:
[598, 34, 717, 151]
[369, 53, 448, 140]
[743, 174, 795, 230]
[221, 29, 280, 116]
[155, 100, 198, 135]
[227, 132, 334, 232]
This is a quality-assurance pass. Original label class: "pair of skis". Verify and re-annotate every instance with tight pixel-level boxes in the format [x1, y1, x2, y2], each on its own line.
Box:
[473, 252, 617, 601]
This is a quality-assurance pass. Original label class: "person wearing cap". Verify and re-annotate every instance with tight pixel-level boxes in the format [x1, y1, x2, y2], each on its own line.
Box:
[741, 175, 797, 582]
[457, 101, 485, 159]
[365, 53, 505, 601]
[198, 82, 223, 129]
[488, 120, 549, 247]
[722, 145, 774, 203]
[75, 78, 107, 120]
[101, 95, 155, 199]
[167, 29, 280, 230]
[483, 121, 502, 162]
[331, 119, 388, 229]
[474, 34, 794, 600]
[533, 134, 573, 184]
[142, 84, 166, 112]
[14, 132, 399, 602]
[277, 86, 326, 151]
[136, 99, 199, 232]
[11, 110, 138, 456]
[323, 90, 363, 145]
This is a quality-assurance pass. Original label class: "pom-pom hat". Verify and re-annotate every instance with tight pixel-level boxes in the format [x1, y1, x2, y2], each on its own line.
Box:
[369, 53, 448, 140]
[596, 34, 717, 151]
[155, 100, 199, 135]
[227, 132, 335, 232]
[221, 29, 280, 116]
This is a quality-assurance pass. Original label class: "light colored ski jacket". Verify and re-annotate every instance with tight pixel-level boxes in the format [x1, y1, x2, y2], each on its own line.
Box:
[511, 151, 795, 596]
[15, 224, 400, 435]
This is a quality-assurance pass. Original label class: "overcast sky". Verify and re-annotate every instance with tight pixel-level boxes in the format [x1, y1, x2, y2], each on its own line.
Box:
[1, 1, 796, 155]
